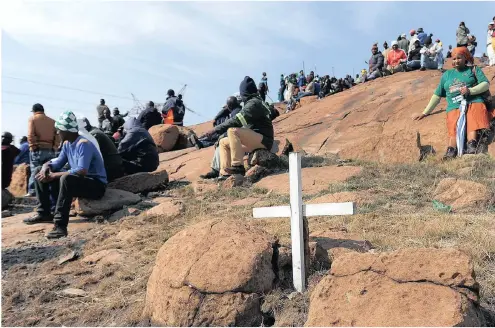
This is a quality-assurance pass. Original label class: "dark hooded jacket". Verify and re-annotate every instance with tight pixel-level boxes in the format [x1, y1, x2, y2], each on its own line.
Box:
[118, 118, 159, 172]
[137, 106, 162, 130]
[369, 52, 384, 72]
[213, 76, 274, 150]
[89, 127, 124, 182]
[162, 96, 186, 125]
[214, 106, 242, 127]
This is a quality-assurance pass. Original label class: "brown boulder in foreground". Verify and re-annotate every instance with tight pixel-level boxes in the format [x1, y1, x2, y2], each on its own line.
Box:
[8, 163, 30, 197]
[74, 188, 141, 216]
[306, 248, 486, 327]
[149, 124, 179, 152]
[108, 170, 169, 194]
[143, 219, 276, 326]
[433, 178, 490, 211]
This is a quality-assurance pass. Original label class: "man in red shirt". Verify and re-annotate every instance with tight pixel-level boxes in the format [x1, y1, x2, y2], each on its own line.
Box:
[387, 40, 407, 74]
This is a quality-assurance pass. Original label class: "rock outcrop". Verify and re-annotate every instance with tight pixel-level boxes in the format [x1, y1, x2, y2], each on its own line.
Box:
[8, 163, 30, 197]
[108, 170, 169, 194]
[433, 178, 490, 211]
[149, 124, 179, 152]
[172, 126, 196, 150]
[74, 189, 141, 216]
[144, 198, 184, 219]
[143, 219, 276, 326]
[306, 248, 486, 327]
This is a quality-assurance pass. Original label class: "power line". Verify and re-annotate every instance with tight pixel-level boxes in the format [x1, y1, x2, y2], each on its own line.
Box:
[2, 75, 134, 100]
[2, 100, 92, 114]
[3, 90, 96, 106]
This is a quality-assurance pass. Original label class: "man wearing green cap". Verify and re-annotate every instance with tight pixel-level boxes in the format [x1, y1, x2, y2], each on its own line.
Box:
[24, 111, 108, 239]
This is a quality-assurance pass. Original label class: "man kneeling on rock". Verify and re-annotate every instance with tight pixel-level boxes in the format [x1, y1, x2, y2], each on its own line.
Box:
[23, 111, 107, 239]
[201, 76, 274, 177]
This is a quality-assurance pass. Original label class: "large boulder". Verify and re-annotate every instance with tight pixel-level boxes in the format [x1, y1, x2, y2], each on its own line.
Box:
[8, 163, 30, 197]
[2, 189, 14, 210]
[74, 188, 141, 216]
[144, 198, 184, 219]
[306, 248, 486, 327]
[433, 178, 490, 211]
[149, 124, 179, 153]
[143, 219, 276, 326]
[108, 170, 169, 194]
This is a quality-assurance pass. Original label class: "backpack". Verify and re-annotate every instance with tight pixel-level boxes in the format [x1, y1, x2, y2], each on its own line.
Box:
[471, 66, 493, 113]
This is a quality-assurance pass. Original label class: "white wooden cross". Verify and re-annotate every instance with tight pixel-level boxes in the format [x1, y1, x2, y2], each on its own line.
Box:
[252, 152, 355, 292]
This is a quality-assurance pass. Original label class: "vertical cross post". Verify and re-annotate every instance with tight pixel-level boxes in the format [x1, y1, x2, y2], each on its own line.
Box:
[289, 152, 306, 292]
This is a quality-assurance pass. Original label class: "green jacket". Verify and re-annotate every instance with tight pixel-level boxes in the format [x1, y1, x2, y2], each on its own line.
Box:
[214, 96, 274, 150]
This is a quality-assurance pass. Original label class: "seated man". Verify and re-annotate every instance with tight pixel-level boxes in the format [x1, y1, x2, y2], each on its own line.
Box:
[23, 111, 107, 239]
[407, 40, 422, 70]
[14, 136, 30, 165]
[100, 108, 114, 137]
[387, 40, 407, 73]
[118, 117, 159, 174]
[112, 108, 128, 133]
[420, 36, 444, 71]
[83, 118, 124, 182]
[296, 78, 315, 100]
[2, 132, 20, 190]
[201, 76, 274, 177]
[194, 96, 243, 149]
[368, 45, 384, 80]
[137, 101, 162, 130]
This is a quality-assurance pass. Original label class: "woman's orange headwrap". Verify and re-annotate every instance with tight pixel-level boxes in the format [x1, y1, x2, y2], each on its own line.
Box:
[451, 47, 473, 63]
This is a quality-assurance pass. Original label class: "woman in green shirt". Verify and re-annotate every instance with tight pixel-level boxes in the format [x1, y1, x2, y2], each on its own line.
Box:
[413, 47, 492, 159]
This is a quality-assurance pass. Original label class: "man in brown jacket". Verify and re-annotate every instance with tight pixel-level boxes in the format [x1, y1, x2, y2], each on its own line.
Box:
[27, 103, 58, 196]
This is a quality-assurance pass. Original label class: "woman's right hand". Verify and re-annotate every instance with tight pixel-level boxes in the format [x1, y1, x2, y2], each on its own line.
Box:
[413, 113, 428, 121]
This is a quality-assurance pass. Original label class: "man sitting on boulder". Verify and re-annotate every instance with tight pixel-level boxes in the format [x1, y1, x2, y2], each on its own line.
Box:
[137, 101, 162, 130]
[201, 76, 274, 177]
[407, 40, 422, 70]
[162, 89, 186, 126]
[118, 117, 159, 175]
[23, 111, 107, 239]
[368, 45, 384, 80]
[420, 36, 444, 72]
[112, 108, 128, 133]
[83, 118, 124, 182]
[194, 96, 243, 150]
[387, 40, 407, 74]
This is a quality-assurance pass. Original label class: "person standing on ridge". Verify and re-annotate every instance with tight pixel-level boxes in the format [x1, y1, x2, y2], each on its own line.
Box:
[162, 89, 186, 126]
[417, 28, 428, 46]
[446, 45, 453, 58]
[258, 72, 269, 102]
[456, 22, 470, 47]
[96, 99, 110, 129]
[487, 22, 495, 66]
[27, 103, 58, 197]
[278, 74, 286, 102]
[112, 108, 128, 133]
[382, 41, 391, 65]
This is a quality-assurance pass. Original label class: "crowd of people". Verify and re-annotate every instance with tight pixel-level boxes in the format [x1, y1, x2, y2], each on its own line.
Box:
[1, 88, 189, 238]
[2, 18, 495, 240]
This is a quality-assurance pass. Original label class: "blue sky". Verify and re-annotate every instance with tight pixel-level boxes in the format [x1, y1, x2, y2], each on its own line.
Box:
[1, 1, 494, 143]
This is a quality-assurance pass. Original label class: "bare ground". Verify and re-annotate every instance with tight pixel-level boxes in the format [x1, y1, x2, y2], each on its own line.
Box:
[2, 154, 495, 327]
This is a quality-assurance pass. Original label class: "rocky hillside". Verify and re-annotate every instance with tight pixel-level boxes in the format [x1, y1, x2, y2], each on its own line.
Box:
[2, 64, 495, 327]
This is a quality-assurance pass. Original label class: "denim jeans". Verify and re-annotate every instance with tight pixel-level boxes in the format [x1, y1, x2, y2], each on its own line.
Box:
[407, 60, 421, 69]
[421, 54, 438, 69]
[295, 91, 313, 101]
[29, 148, 55, 194]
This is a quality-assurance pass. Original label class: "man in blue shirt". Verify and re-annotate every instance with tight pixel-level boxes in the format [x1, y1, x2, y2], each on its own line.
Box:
[23, 111, 107, 239]
[14, 136, 30, 165]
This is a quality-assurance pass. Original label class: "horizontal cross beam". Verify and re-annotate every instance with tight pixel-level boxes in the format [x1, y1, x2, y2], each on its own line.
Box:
[253, 202, 355, 219]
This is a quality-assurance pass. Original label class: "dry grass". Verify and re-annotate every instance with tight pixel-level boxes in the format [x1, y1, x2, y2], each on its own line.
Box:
[2, 153, 495, 326]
